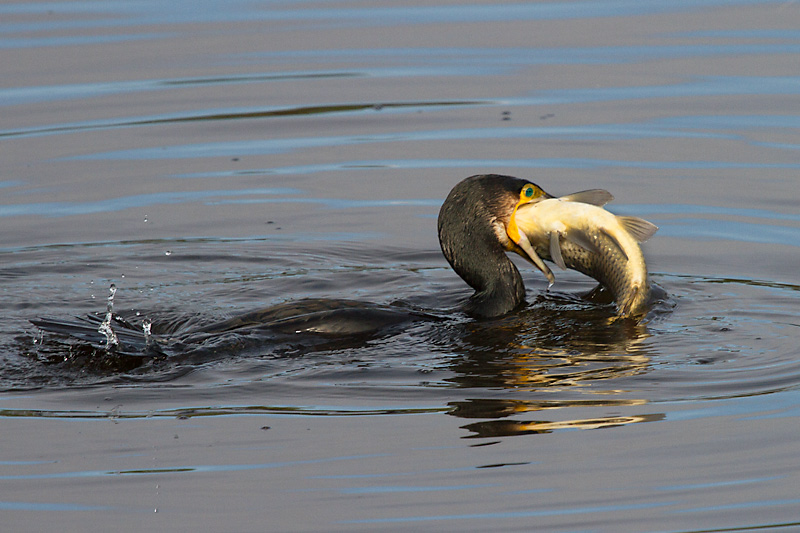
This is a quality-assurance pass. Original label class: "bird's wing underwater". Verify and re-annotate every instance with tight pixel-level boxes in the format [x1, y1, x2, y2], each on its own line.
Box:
[559, 189, 614, 206]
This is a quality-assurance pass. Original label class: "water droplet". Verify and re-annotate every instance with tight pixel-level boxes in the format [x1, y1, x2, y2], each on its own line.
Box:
[143, 318, 153, 348]
[32, 329, 43, 347]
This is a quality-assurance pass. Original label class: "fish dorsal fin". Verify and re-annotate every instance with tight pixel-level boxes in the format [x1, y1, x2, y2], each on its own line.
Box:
[618, 216, 658, 242]
[559, 189, 614, 206]
[549, 232, 567, 270]
[600, 228, 629, 261]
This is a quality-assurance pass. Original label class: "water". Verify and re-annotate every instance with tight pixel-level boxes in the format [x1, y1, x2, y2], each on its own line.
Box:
[2, 1, 800, 531]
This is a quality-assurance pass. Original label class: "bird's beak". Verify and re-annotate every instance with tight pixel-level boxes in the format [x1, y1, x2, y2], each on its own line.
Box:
[505, 187, 555, 285]
[506, 189, 551, 249]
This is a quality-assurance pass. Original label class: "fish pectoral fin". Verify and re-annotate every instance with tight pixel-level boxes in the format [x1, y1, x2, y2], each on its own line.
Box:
[618, 216, 658, 242]
[559, 189, 614, 206]
[599, 228, 629, 261]
[516, 234, 556, 286]
[549, 232, 567, 270]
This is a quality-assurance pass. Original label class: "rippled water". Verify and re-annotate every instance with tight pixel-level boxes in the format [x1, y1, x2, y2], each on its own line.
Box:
[2, 1, 800, 531]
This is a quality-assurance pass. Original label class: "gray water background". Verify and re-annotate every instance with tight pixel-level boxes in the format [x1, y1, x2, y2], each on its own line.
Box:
[2, 1, 800, 531]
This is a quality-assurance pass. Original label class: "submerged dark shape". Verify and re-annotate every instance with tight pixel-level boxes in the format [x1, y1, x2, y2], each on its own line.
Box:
[31, 299, 430, 367]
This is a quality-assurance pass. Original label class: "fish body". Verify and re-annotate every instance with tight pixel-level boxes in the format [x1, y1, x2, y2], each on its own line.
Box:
[509, 190, 657, 317]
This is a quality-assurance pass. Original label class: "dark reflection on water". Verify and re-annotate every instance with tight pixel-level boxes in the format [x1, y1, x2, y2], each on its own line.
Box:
[445, 301, 652, 389]
[438, 296, 664, 437]
[0, 100, 485, 140]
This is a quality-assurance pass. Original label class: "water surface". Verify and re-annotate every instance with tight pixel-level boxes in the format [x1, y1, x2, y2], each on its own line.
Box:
[2, 1, 800, 531]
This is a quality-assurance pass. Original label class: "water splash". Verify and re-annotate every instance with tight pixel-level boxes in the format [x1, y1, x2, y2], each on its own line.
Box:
[142, 318, 153, 348]
[97, 284, 119, 350]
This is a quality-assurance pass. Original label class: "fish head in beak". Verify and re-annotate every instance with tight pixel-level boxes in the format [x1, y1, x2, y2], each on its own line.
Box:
[506, 182, 551, 253]
[505, 182, 556, 285]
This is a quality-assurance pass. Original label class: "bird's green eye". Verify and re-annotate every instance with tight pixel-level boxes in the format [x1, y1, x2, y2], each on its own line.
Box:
[517, 183, 542, 204]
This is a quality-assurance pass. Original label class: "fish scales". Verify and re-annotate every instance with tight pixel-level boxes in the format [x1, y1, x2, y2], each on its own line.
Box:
[552, 234, 640, 313]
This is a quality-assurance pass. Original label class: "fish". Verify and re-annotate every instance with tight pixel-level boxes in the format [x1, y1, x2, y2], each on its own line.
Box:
[506, 185, 658, 317]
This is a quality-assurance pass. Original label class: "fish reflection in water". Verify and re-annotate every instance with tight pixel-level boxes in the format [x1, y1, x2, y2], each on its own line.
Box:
[442, 296, 664, 437]
[458, 409, 665, 438]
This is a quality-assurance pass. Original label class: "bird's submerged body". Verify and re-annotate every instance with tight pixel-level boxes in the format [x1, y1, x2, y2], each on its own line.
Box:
[511, 195, 658, 317]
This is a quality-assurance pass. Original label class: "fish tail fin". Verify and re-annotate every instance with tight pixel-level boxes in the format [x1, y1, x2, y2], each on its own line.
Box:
[618, 216, 658, 242]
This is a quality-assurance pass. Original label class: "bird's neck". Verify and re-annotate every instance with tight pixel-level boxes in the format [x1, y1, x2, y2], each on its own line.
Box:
[438, 213, 526, 318]
[461, 254, 526, 318]
[437, 174, 531, 318]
